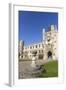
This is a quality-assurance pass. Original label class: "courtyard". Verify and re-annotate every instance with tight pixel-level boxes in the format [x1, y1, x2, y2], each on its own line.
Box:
[18, 59, 58, 79]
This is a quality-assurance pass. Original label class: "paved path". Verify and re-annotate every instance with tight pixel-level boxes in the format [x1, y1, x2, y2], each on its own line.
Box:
[19, 60, 33, 79]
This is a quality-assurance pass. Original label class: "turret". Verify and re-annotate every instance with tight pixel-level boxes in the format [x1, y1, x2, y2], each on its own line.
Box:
[19, 40, 24, 59]
[51, 25, 55, 31]
[42, 28, 45, 41]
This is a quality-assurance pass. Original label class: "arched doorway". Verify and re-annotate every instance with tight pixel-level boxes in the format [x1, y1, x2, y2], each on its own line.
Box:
[47, 51, 52, 60]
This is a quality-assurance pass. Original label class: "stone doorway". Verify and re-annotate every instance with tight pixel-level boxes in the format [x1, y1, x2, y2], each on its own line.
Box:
[47, 51, 52, 60]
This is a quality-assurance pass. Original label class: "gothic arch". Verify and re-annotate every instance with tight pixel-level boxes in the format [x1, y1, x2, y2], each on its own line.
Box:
[47, 51, 52, 59]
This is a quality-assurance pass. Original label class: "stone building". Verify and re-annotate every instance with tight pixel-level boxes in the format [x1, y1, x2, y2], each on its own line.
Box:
[19, 25, 58, 61]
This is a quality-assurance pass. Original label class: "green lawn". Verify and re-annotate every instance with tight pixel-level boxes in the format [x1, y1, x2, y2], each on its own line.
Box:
[36, 60, 58, 78]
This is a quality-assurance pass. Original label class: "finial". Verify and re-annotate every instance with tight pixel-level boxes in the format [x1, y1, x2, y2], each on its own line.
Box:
[43, 28, 45, 33]
[51, 25, 54, 30]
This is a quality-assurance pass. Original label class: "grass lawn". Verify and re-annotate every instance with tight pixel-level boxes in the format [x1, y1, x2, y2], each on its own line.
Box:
[36, 60, 58, 78]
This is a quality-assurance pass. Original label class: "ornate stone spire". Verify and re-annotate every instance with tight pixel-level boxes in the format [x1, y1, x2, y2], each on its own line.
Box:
[42, 28, 45, 41]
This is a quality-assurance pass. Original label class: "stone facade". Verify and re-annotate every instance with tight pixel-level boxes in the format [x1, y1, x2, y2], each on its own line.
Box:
[19, 25, 58, 61]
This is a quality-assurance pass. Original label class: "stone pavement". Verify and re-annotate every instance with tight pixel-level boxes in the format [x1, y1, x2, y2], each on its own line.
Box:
[18, 59, 47, 79]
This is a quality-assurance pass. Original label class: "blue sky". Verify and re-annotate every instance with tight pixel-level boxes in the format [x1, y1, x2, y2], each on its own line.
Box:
[19, 11, 58, 46]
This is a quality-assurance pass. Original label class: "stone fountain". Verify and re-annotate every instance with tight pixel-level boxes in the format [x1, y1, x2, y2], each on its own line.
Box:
[31, 56, 36, 68]
[31, 51, 37, 68]
[30, 51, 42, 75]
